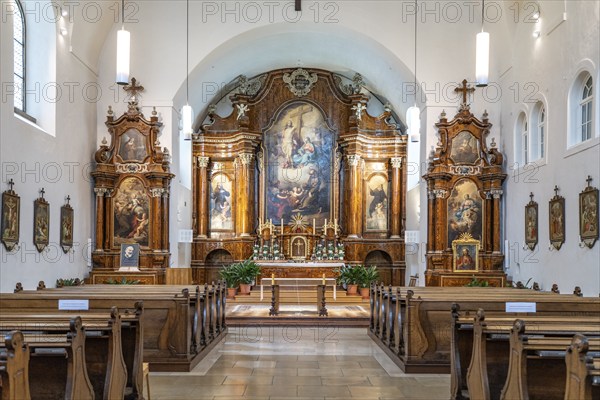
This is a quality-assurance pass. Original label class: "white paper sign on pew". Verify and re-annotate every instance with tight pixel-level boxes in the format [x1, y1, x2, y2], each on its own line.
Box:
[505, 302, 536, 313]
[58, 299, 89, 310]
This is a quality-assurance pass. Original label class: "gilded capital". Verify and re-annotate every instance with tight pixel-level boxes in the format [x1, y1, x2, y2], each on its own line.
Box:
[196, 156, 209, 168]
[346, 154, 361, 167]
[390, 157, 403, 169]
[238, 153, 254, 166]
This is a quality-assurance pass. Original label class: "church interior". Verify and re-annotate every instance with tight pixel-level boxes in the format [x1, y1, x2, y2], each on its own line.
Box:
[0, 1, 599, 399]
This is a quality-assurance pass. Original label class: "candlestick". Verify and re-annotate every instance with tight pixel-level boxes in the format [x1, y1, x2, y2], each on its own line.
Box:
[334, 218, 337, 235]
[281, 218, 284, 234]
[313, 218, 316, 234]
[269, 219, 273, 235]
[324, 219, 327, 233]
[322, 273, 326, 285]
[271, 273, 275, 285]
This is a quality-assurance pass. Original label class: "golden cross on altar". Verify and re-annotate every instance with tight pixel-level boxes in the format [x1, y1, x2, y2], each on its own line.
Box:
[454, 79, 475, 106]
[294, 240, 304, 253]
[124, 77, 144, 99]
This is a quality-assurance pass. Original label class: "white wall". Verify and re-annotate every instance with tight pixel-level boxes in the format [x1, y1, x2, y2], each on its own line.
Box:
[1, 1, 97, 292]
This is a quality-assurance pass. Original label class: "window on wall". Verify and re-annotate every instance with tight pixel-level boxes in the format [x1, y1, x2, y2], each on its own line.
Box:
[514, 112, 528, 165]
[530, 102, 546, 161]
[580, 76, 593, 142]
[13, 0, 25, 113]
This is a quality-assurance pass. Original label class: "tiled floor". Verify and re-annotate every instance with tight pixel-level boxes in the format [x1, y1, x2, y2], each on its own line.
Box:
[149, 326, 449, 399]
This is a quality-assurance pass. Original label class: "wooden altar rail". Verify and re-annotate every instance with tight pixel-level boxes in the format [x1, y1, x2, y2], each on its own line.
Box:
[565, 334, 600, 400]
[0, 309, 130, 400]
[5, 282, 228, 372]
[451, 308, 600, 400]
[0, 331, 31, 400]
[367, 284, 600, 374]
[0, 317, 94, 400]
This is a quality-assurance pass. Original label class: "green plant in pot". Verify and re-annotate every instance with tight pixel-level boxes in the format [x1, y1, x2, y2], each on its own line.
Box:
[236, 259, 261, 295]
[336, 264, 362, 295]
[358, 265, 379, 299]
[219, 264, 240, 299]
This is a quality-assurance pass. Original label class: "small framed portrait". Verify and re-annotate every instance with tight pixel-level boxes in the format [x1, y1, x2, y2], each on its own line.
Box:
[549, 186, 565, 250]
[579, 177, 598, 248]
[120, 243, 140, 269]
[1, 182, 20, 252]
[60, 198, 74, 254]
[524, 193, 538, 251]
[452, 234, 479, 272]
[33, 192, 49, 253]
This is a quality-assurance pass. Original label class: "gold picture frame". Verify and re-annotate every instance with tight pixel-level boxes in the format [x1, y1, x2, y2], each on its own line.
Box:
[549, 185, 565, 250]
[452, 233, 479, 272]
[1, 180, 20, 252]
[579, 176, 598, 248]
[33, 189, 49, 253]
[524, 192, 538, 251]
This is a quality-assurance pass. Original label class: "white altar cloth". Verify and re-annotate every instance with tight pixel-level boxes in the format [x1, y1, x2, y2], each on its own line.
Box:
[260, 277, 337, 300]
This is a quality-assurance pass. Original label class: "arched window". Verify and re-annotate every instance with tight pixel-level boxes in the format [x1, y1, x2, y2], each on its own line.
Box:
[580, 76, 593, 142]
[13, 0, 25, 112]
[530, 101, 546, 161]
[514, 112, 528, 165]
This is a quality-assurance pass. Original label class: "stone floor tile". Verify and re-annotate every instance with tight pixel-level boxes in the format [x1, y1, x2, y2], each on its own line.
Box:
[243, 384, 298, 397]
[252, 367, 298, 376]
[297, 367, 343, 377]
[206, 366, 254, 376]
[298, 385, 351, 397]
[222, 374, 274, 385]
[321, 375, 372, 386]
[276, 360, 320, 369]
[273, 375, 323, 386]
[341, 367, 389, 376]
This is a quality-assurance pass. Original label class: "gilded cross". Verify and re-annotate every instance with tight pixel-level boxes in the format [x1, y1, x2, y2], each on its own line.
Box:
[553, 185, 559, 197]
[586, 175, 593, 187]
[124, 77, 145, 99]
[454, 79, 475, 106]
[294, 240, 304, 254]
[529, 192, 534, 202]
[8, 179, 14, 192]
[40, 188, 45, 199]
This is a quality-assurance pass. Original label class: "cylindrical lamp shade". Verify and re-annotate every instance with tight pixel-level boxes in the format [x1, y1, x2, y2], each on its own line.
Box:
[476, 31, 489, 87]
[406, 105, 420, 142]
[182, 104, 194, 140]
[116, 29, 130, 85]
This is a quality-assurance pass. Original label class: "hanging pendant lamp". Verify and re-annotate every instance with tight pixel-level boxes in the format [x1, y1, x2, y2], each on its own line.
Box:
[406, 0, 420, 142]
[475, 0, 489, 87]
[182, 0, 194, 140]
[116, 0, 130, 85]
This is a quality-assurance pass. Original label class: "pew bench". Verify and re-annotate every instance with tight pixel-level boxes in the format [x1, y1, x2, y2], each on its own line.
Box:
[0, 317, 95, 400]
[450, 308, 600, 400]
[0, 331, 31, 400]
[500, 320, 600, 400]
[0, 308, 130, 400]
[565, 334, 600, 400]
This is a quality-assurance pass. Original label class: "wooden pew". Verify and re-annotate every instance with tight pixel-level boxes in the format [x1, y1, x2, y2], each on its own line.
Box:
[0, 317, 95, 400]
[4, 283, 226, 372]
[500, 320, 600, 400]
[368, 285, 600, 373]
[0, 307, 128, 400]
[0, 331, 31, 400]
[451, 308, 600, 400]
[565, 334, 600, 400]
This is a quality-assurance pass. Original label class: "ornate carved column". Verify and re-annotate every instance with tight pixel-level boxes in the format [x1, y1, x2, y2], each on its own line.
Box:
[104, 189, 113, 250]
[94, 188, 107, 251]
[427, 190, 435, 252]
[162, 190, 170, 251]
[196, 156, 210, 238]
[432, 189, 447, 252]
[150, 188, 164, 250]
[390, 157, 402, 238]
[346, 154, 363, 238]
[491, 189, 503, 253]
[235, 153, 255, 237]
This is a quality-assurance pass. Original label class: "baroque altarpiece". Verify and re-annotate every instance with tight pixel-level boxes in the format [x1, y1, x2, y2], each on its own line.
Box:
[90, 80, 173, 284]
[192, 68, 408, 285]
[423, 81, 507, 287]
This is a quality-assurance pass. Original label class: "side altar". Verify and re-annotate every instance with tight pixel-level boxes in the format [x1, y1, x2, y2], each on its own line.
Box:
[191, 68, 408, 285]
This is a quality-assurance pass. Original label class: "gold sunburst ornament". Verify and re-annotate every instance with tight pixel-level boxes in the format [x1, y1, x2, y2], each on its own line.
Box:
[290, 213, 307, 231]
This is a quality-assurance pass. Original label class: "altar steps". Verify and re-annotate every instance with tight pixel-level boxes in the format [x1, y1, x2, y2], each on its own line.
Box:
[227, 287, 368, 306]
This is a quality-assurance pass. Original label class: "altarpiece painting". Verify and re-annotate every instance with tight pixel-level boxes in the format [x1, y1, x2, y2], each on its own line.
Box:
[447, 178, 482, 247]
[264, 101, 334, 226]
[113, 177, 150, 247]
[210, 173, 234, 231]
[365, 175, 388, 231]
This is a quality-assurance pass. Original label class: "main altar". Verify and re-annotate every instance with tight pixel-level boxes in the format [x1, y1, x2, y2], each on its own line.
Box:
[191, 68, 408, 285]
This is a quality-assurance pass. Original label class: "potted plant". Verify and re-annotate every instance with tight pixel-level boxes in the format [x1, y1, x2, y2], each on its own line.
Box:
[336, 264, 362, 295]
[219, 264, 240, 299]
[358, 265, 379, 299]
[236, 259, 261, 295]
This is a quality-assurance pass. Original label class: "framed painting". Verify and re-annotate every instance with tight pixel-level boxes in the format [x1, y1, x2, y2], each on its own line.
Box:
[264, 101, 335, 226]
[1, 181, 20, 251]
[549, 186, 565, 250]
[120, 243, 140, 269]
[452, 234, 479, 272]
[365, 174, 388, 231]
[447, 178, 483, 247]
[60, 197, 74, 254]
[117, 128, 148, 163]
[449, 130, 480, 165]
[524, 193, 538, 250]
[113, 177, 150, 247]
[210, 173, 234, 231]
[33, 191, 49, 253]
[579, 176, 598, 248]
